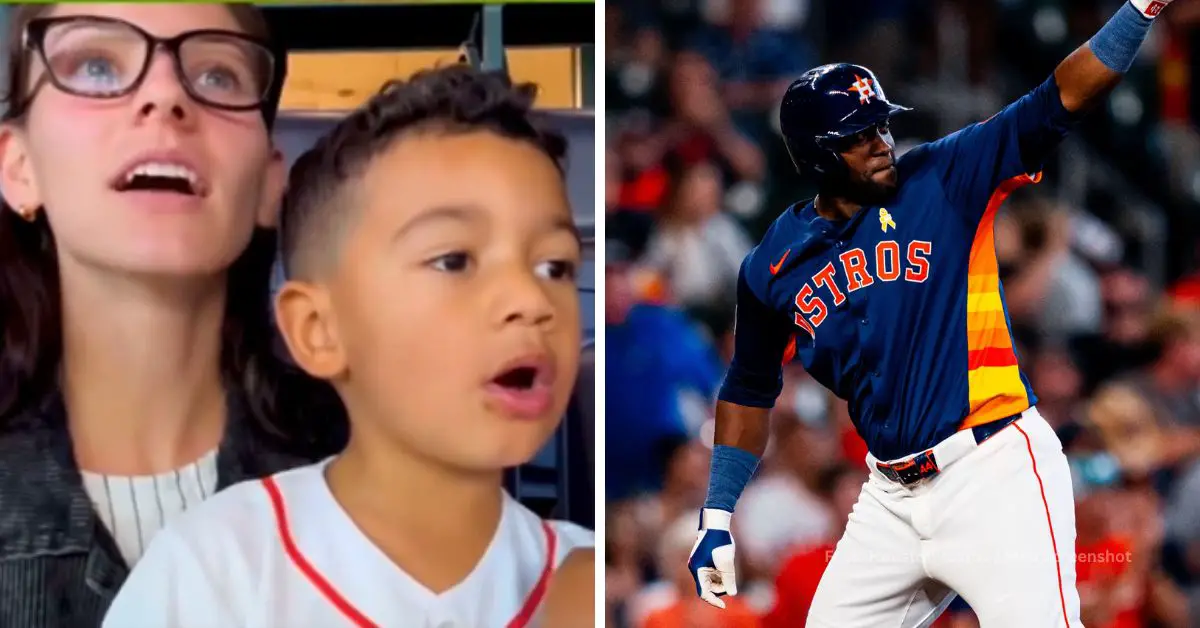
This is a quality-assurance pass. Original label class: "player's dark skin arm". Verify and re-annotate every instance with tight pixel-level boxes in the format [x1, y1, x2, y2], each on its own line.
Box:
[712, 273, 788, 458]
[713, 400, 772, 457]
[1054, 42, 1124, 113]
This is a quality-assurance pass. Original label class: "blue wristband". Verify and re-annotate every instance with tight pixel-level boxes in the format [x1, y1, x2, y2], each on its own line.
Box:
[1088, 2, 1154, 74]
[703, 445, 761, 512]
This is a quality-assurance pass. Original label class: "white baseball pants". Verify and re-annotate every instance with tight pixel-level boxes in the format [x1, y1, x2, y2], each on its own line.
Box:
[806, 407, 1082, 627]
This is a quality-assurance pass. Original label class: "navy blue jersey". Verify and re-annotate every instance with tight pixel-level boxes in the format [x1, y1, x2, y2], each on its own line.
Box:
[719, 75, 1078, 461]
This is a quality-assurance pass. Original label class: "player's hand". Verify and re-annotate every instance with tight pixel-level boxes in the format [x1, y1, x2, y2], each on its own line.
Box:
[687, 508, 738, 609]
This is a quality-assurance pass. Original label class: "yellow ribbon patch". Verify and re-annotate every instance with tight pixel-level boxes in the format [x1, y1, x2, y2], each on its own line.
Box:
[880, 208, 896, 232]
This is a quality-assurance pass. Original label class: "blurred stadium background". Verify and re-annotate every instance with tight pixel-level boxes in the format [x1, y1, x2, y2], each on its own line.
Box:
[605, 0, 1200, 626]
[0, 1, 596, 530]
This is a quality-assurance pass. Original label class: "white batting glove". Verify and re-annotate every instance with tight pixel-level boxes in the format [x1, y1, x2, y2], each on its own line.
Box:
[686, 508, 738, 609]
[1129, 0, 1173, 19]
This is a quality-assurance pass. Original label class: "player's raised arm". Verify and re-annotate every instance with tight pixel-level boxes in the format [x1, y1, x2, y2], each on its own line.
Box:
[1057, 0, 1169, 113]
[687, 255, 791, 609]
[928, 0, 1144, 187]
[924, 0, 1176, 224]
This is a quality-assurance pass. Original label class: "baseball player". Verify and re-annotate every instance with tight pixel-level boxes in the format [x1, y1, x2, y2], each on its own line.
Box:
[688, 1, 1175, 626]
[102, 66, 593, 628]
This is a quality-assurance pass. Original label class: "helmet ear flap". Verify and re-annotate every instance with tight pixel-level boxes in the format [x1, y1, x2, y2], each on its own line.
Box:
[782, 137, 808, 174]
[813, 134, 845, 174]
[784, 134, 844, 178]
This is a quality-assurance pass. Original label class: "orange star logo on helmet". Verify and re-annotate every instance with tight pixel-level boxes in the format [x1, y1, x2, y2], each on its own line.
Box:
[850, 75, 876, 104]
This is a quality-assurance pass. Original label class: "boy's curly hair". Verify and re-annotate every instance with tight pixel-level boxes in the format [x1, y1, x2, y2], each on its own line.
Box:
[280, 65, 567, 279]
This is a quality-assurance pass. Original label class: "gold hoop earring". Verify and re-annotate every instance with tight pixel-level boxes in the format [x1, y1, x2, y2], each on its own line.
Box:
[16, 205, 37, 222]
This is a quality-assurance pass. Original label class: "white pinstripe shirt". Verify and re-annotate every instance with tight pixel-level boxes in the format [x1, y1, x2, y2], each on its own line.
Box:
[81, 448, 219, 566]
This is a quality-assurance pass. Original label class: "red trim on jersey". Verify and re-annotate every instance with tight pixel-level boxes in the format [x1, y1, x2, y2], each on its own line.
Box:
[965, 346, 1019, 369]
[263, 476, 378, 628]
[1014, 424, 1070, 627]
[507, 519, 558, 627]
[782, 334, 797, 365]
[262, 476, 558, 628]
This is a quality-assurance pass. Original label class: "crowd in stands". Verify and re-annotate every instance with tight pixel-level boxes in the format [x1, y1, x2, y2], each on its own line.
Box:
[605, 0, 1200, 626]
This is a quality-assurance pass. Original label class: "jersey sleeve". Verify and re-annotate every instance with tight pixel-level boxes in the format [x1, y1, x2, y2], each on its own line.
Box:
[102, 527, 243, 628]
[716, 255, 792, 408]
[549, 520, 596, 565]
[928, 74, 1078, 224]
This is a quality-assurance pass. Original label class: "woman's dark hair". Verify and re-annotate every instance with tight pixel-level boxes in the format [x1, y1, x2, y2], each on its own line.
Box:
[0, 4, 345, 454]
[279, 64, 568, 278]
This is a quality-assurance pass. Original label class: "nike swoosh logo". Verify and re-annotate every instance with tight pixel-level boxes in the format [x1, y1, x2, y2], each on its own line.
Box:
[769, 249, 790, 275]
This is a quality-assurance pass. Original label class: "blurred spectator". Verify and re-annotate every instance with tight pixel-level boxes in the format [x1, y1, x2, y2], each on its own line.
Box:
[629, 437, 711, 572]
[1123, 308, 1200, 430]
[1075, 480, 1188, 627]
[760, 464, 863, 628]
[1070, 268, 1161, 393]
[607, 7, 670, 115]
[1164, 457, 1200, 620]
[665, 52, 767, 183]
[1028, 342, 1087, 435]
[1155, 3, 1200, 208]
[609, 147, 657, 261]
[1076, 487, 1145, 627]
[611, 52, 766, 223]
[613, 117, 673, 215]
[608, 503, 647, 625]
[685, 0, 813, 121]
[994, 195, 1102, 338]
[1113, 308, 1200, 480]
[643, 160, 753, 324]
[1086, 383, 1169, 481]
[992, 207, 1062, 328]
[605, 262, 726, 502]
[737, 412, 839, 577]
[827, 0, 939, 87]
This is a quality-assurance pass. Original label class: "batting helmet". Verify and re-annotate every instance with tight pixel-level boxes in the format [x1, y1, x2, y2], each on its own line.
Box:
[779, 63, 911, 176]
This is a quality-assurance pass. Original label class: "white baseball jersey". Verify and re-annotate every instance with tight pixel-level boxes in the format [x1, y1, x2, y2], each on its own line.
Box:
[102, 459, 594, 628]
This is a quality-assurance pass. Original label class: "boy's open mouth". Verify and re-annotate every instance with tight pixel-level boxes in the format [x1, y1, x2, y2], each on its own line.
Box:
[494, 366, 538, 390]
[485, 355, 556, 420]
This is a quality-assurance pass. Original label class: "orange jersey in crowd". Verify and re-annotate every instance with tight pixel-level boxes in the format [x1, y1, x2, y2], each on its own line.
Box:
[642, 596, 761, 628]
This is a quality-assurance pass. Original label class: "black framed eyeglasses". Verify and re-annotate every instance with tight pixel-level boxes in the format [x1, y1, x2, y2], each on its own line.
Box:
[20, 16, 279, 114]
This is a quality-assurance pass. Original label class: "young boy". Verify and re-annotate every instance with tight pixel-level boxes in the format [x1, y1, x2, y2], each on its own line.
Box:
[103, 65, 595, 628]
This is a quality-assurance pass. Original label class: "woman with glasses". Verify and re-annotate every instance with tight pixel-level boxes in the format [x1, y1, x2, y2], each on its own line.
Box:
[0, 4, 343, 626]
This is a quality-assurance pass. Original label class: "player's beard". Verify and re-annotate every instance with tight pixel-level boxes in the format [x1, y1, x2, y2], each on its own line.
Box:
[822, 166, 897, 207]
